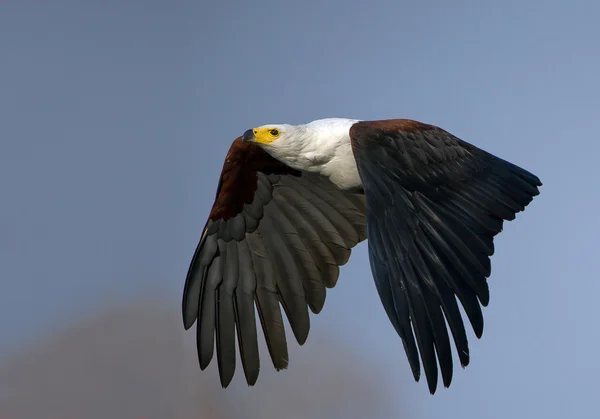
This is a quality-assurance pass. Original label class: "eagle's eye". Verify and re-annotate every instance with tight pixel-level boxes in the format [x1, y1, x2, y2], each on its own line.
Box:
[269, 129, 279, 136]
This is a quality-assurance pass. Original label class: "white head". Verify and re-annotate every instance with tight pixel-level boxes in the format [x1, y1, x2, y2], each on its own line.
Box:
[241, 123, 305, 149]
[241, 118, 362, 187]
[241, 118, 358, 166]
[240, 122, 314, 168]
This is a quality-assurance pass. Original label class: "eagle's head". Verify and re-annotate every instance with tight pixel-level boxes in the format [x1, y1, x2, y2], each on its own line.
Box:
[241, 123, 303, 147]
[240, 118, 359, 174]
[240, 122, 310, 165]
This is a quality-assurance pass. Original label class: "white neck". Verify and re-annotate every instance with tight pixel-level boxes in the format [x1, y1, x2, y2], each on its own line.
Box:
[266, 118, 363, 190]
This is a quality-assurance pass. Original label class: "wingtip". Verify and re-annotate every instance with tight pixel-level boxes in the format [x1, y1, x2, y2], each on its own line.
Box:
[478, 293, 490, 308]
[428, 383, 438, 395]
[295, 330, 309, 346]
[475, 326, 484, 340]
[198, 349, 213, 371]
[182, 313, 195, 330]
[458, 348, 470, 368]
[426, 372, 439, 395]
[219, 372, 235, 389]
[243, 364, 259, 386]
[441, 371, 453, 389]
[427, 372, 454, 394]
[245, 374, 259, 387]
[410, 361, 421, 383]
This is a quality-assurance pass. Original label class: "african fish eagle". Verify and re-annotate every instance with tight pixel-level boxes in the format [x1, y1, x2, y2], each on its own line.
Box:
[182, 118, 542, 394]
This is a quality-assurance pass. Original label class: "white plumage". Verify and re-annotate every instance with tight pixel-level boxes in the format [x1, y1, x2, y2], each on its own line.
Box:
[257, 118, 363, 190]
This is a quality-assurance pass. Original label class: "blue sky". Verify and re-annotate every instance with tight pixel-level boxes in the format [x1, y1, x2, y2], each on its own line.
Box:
[1, 1, 599, 418]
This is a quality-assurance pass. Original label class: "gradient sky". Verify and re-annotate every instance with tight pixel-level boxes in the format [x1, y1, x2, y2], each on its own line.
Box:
[1, 1, 599, 418]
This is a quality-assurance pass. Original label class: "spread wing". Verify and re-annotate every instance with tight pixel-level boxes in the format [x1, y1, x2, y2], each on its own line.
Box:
[182, 137, 367, 387]
[349, 119, 542, 394]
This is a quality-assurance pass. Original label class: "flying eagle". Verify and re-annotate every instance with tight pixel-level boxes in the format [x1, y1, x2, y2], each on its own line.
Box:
[182, 118, 541, 394]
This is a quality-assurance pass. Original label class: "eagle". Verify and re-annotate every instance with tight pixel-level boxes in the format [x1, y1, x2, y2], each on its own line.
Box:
[182, 118, 542, 394]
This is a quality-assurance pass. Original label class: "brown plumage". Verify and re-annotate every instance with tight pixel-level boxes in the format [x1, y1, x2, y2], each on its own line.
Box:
[351, 118, 436, 134]
[208, 138, 299, 221]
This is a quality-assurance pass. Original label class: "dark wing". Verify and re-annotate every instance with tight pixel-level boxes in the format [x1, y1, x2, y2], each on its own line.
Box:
[182, 137, 367, 387]
[349, 119, 542, 394]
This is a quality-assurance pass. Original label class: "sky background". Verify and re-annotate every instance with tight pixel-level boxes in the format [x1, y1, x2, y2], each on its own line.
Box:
[1, 1, 599, 418]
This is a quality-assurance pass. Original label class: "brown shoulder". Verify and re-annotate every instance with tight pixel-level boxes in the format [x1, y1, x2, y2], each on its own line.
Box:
[349, 119, 439, 140]
[208, 138, 299, 221]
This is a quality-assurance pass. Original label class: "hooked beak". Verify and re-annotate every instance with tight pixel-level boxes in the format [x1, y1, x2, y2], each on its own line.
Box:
[242, 129, 255, 143]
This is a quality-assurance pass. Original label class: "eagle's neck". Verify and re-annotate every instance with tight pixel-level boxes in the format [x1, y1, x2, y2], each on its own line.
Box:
[273, 118, 363, 191]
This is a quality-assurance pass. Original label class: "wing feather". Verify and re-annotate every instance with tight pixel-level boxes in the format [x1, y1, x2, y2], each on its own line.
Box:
[197, 243, 224, 370]
[276, 177, 352, 268]
[270, 192, 327, 315]
[415, 231, 470, 367]
[183, 138, 367, 386]
[216, 240, 239, 387]
[350, 119, 541, 393]
[234, 239, 260, 385]
[273, 191, 332, 312]
[258, 204, 311, 345]
[285, 176, 359, 248]
[299, 175, 367, 242]
[246, 230, 289, 371]
[182, 232, 217, 329]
